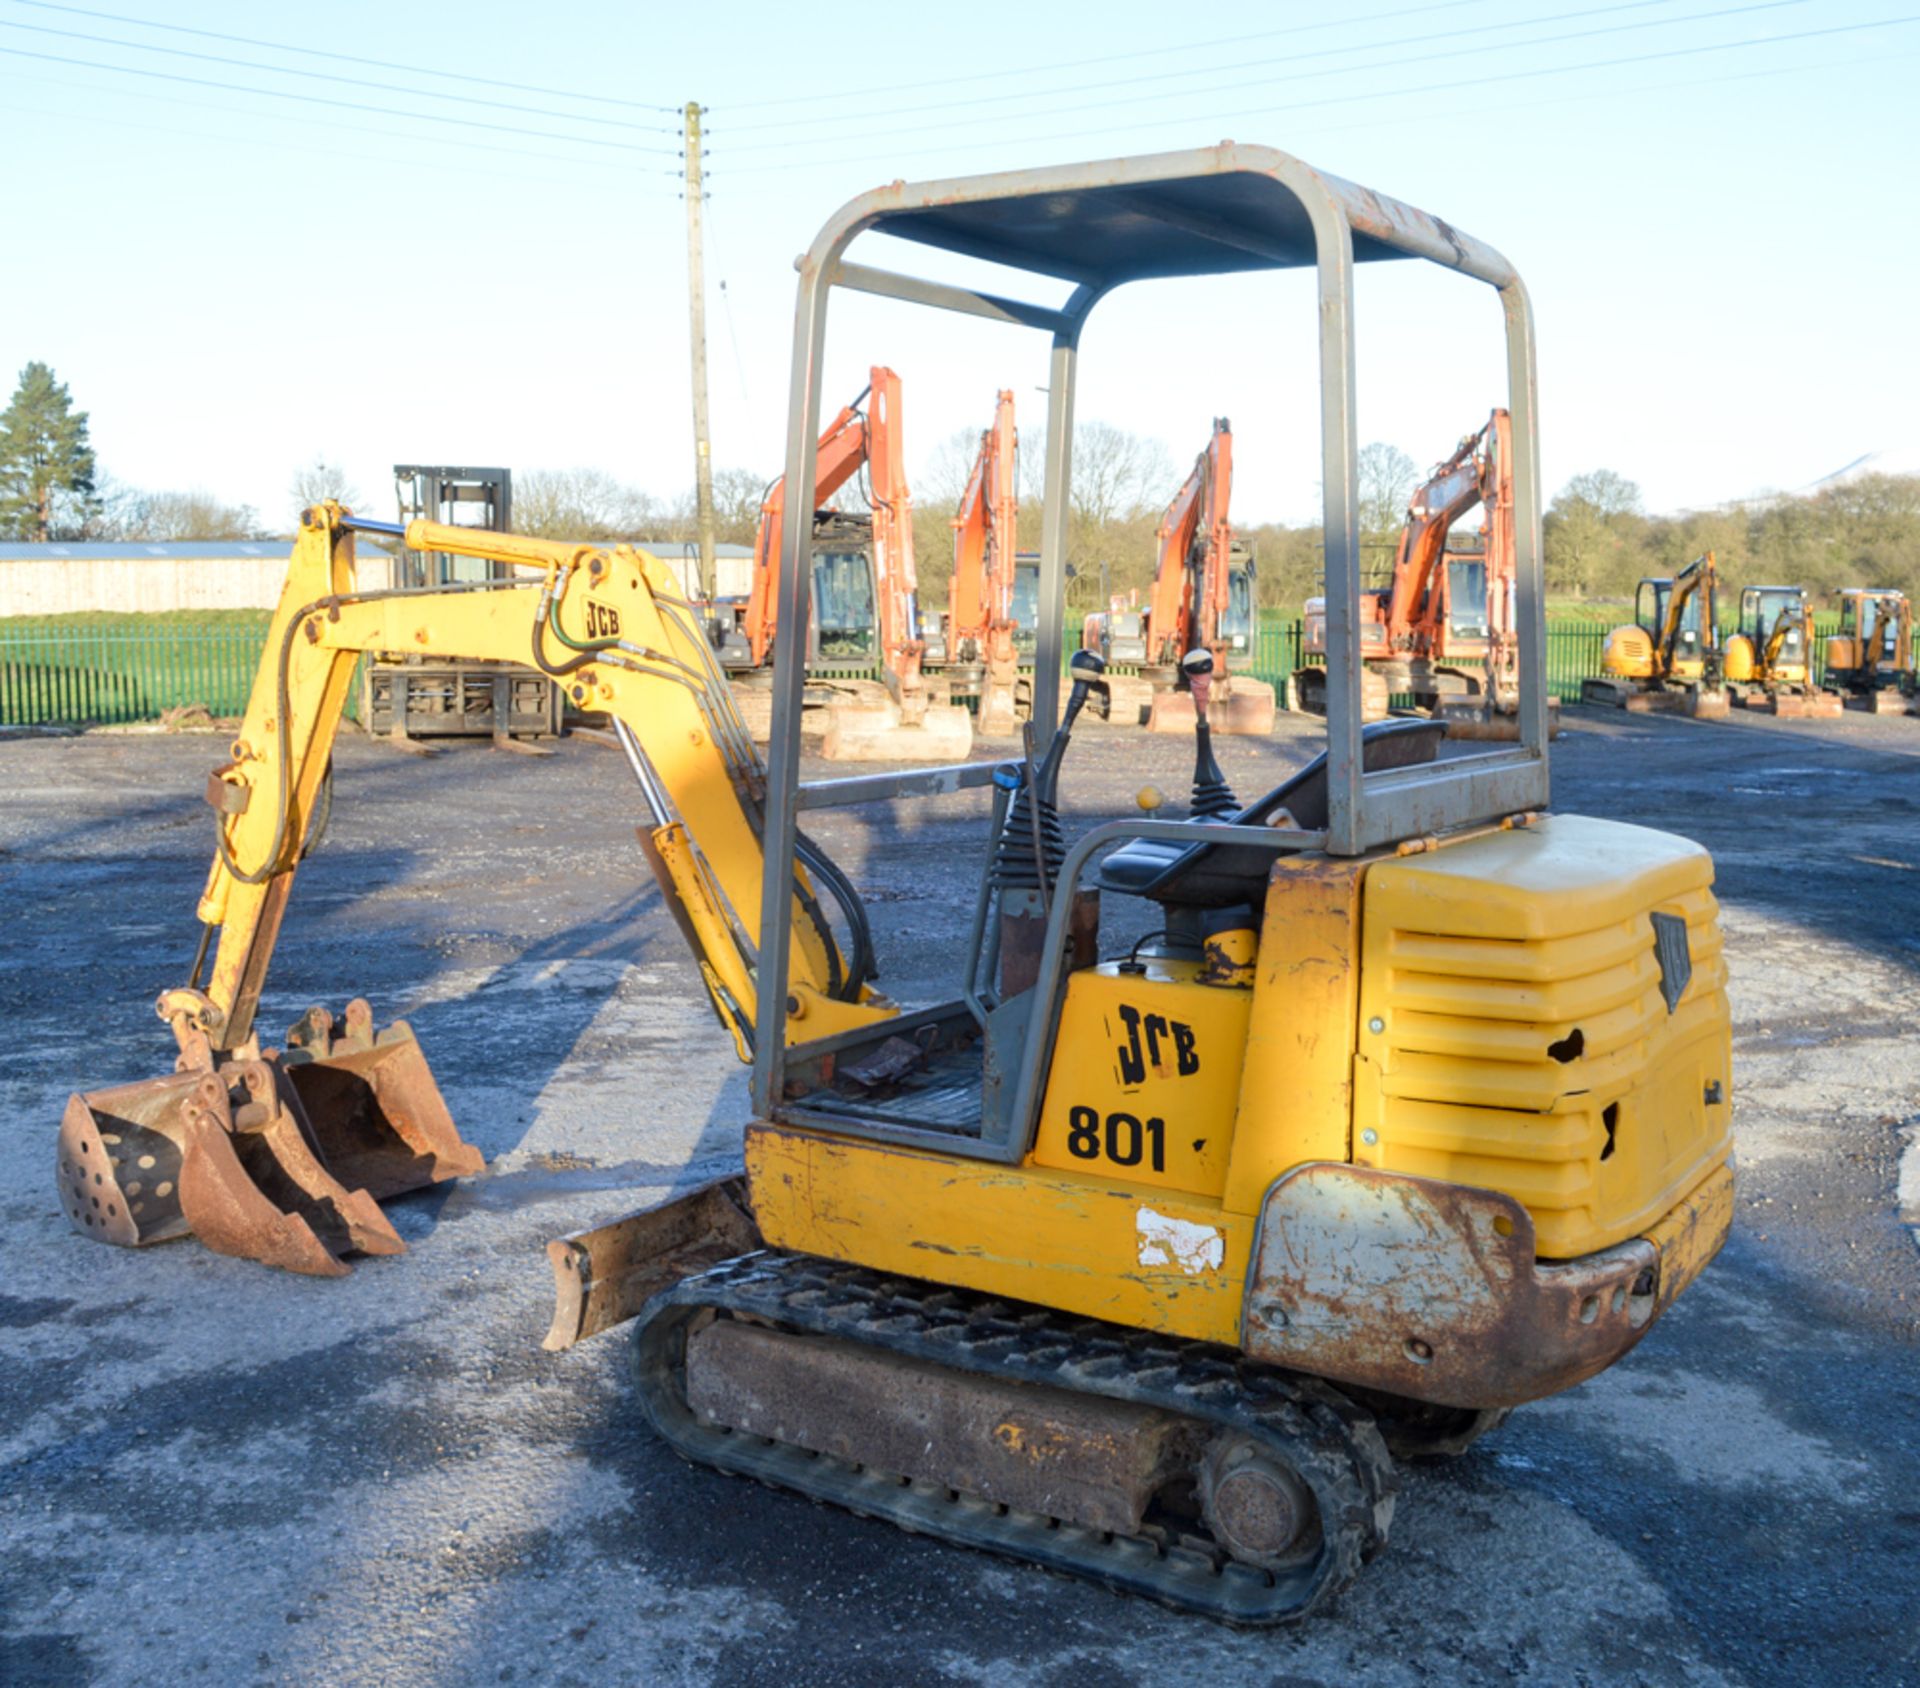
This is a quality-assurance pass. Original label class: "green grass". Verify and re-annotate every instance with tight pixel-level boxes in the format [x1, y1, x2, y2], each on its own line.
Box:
[0, 607, 272, 634]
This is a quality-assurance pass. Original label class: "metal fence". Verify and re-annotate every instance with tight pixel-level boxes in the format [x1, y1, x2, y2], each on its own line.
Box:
[0, 620, 271, 727]
[1, 612, 1913, 728]
[1244, 616, 1609, 704]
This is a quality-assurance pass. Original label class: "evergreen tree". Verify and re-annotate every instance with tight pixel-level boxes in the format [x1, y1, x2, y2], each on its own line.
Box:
[0, 362, 97, 540]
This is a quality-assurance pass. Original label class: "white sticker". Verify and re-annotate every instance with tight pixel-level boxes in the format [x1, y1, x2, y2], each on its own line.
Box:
[1136, 1206, 1225, 1275]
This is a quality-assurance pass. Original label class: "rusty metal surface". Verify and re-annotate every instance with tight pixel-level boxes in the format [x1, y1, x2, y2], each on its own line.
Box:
[58, 999, 479, 1276]
[542, 1174, 758, 1351]
[282, 999, 484, 1199]
[996, 889, 1099, 1001]
[1243, 1163, 1730, 1410]
[684, 1317, 1196, 1537]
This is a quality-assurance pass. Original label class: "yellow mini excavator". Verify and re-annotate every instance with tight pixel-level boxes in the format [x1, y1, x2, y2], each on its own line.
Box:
[1723, 583, 1843, 718]
[1822, 587, 1916, 714]
[58, 146, 1733, 1624]
[1582, 552, 1729, 717]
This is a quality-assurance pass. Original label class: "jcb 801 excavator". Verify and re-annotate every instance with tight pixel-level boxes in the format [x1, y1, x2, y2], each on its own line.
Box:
[1295, 410, 1548, 739]
[1822, 587, 1915, 714]
[1135, 418, 1272, 735]
[1583, 552, 1730, 718]
[1723, 582, 1842, 718]
[729, 367, 969, 758]
[937, 388, 1023, 735]
[58, 146, 1732, 1625]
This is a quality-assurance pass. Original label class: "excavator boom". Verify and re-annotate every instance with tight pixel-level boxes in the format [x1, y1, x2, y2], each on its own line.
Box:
[1145, 418, 1233, 669]
[945, 390, 1021, 731]
[62, 505, 897, 1276]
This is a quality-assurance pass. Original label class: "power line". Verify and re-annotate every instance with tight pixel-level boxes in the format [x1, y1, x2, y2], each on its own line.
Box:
[0, 91, 674, 193]
[726, 0, 1688, 136]
[0, 66, 678, 175]
[723, 0, 1807, 154]
[726, 0, 1499, 112]
[723, 12, 1918, 174]
[0, 44, 684, 153]
[6, 0, 680, 112]
[0, 16, 678, 132]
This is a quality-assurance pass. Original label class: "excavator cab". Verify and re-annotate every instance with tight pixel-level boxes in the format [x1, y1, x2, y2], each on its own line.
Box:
[62, 145, 1732, 1626]
[1637, 576, 1708, 679]
[1442, 548, 1492, 647]
[1222, 545, 1257, 663]
[807, 522, 880, 664]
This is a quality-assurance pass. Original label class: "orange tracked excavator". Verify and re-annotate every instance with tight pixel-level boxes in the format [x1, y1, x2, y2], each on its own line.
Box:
[1294, 410, 1547, 738]
[1140, 418, 1274, 734]
[940, 388, 1022, 735]
[735, 368, 967, 758]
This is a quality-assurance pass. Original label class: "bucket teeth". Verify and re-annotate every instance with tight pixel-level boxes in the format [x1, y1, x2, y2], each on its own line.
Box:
[59, 1000, 481, 1277]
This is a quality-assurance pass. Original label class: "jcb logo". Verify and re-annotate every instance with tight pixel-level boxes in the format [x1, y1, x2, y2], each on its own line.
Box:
[1115, 1004, 1199, 1085]
[585, 600, 622, 639]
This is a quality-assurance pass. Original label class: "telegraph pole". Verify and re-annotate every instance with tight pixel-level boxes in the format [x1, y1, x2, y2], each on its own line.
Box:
[683, 100, 717, 608]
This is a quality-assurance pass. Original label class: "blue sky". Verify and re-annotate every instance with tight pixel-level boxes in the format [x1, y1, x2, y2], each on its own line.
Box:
[3, 0, 1916, 527]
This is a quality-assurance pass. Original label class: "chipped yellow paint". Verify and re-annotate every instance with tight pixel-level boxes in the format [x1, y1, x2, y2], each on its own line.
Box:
[747, 1126, 1251, 1345]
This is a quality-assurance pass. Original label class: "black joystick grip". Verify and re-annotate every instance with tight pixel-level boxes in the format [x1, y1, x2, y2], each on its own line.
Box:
[1181, 648, 1238, 820]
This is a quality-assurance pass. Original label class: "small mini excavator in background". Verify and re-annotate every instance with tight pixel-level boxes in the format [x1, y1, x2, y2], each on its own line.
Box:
[1822, 587, 1916, 714]
[1583, 551, 1731, 718]
[1723, 582, 1842, 718]
[57, 146, 1733, 1624]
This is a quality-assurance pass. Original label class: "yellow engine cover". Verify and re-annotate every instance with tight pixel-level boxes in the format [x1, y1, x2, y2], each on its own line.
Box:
[1825, 635, 1856, 674]
[1352, 814, 1732, 1258]
[1601, 624, 1654, 678]
[1723, 633, 1756, 682]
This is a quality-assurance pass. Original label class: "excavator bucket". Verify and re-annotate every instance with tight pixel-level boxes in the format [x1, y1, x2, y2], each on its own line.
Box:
[280, 1000, 484, 1200]
[1148, 684, 1278, 735]
[56, 1000, 481, 1277]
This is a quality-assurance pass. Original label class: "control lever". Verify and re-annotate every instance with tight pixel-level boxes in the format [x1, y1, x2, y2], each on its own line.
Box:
[986, 648, 1108, 998]
[1182, 648, 1239, 820]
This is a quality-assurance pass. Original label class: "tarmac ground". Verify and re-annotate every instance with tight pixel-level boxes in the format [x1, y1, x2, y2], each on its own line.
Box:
[2, 699, 1916, 1687]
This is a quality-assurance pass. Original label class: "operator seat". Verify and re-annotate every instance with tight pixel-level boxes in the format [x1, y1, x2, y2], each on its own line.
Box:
[1096, 718, 1446, 910]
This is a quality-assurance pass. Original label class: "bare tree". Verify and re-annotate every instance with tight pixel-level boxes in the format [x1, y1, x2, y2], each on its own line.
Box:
[290, 456, 362, 523]
[131, 489, 263, 541]
[511, 469, 657, 540]
[1356, 442, 1420, 552]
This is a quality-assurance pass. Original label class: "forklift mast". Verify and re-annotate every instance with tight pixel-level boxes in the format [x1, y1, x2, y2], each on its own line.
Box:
[364, 464, 562, 745]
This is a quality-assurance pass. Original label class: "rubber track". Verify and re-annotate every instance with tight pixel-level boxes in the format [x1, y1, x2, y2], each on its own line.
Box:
[630, 1250, 1397, 1625]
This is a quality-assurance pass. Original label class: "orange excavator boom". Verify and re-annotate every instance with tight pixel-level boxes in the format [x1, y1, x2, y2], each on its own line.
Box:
[1146, 418, 1233, 668]
[1382, 409, 1511, 659]
[948, 389, 1018, 667]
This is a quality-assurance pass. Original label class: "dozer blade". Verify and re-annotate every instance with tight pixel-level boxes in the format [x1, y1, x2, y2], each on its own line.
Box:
[544, 1175, 759, 1350]
[58, 1000, 480, 1277]
[1438, 696, 1562, 741]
